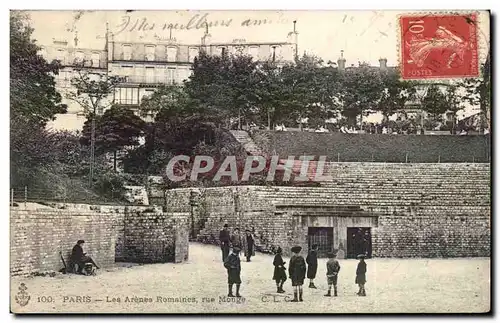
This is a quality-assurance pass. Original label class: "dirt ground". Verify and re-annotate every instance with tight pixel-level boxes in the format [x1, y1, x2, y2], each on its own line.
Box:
[11, 242, 490, 314]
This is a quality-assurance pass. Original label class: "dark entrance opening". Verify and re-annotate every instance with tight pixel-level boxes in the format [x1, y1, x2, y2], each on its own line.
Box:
[347, 227, 372, 259]
[308, 227, 333, 258]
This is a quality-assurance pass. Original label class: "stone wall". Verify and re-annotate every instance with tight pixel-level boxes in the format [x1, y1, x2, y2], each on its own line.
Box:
[163, 163, 490, 258]
[10, 209, 116, 276]
[121, 209, 189, 263]
[11, 203, 190, 275]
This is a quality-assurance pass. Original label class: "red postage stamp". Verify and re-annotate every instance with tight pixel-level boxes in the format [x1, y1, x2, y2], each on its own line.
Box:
[399, 13, 479, 80]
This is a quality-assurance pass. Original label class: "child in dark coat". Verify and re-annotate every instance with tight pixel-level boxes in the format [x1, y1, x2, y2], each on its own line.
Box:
[224, 247, 242, 297]
[355, 254, 367, 296]
[325, 252, 341, 297]
[289, 246, 307, 302]
[272, 246, 287, 293]
[306, 244, 318, 288]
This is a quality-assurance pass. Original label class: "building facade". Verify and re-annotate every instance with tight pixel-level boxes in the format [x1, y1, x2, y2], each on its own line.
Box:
[42, 39, 109, 130]
[43, 29, 298, 131]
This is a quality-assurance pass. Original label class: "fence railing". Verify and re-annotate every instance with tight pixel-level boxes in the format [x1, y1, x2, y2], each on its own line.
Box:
[9, 187, 141, 207]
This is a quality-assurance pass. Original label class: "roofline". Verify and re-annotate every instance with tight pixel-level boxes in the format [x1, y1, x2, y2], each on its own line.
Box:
[40, 45, 106, 53]
[112, 41, 292, 47]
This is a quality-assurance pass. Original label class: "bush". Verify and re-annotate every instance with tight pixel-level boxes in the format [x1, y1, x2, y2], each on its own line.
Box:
[93, 172, 126, 200]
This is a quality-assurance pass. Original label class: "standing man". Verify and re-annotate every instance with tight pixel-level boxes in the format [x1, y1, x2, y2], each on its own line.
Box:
[306, 244, 319, 288]
[219, 224, 231, 262]
[324, 252, 341, 297]
[355, 254, 367, 296]
[289, 246, 307, 302]
[224, 247, 242, 297]
[231, 227, 243, 250]
[242, 229, 255, 262]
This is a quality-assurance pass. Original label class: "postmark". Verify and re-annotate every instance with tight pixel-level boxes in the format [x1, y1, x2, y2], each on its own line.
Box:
[399, 13, 479, 80]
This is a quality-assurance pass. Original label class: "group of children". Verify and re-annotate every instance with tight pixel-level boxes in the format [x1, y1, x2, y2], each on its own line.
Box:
[223, 243, 367, 301]
[273, 244, 367, 302]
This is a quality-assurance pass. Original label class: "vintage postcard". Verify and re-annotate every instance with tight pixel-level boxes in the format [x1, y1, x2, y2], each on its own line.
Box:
[10, 9, 491, 314]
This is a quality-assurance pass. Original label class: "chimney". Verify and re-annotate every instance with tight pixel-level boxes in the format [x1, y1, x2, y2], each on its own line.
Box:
[379, 58, 388, 70]
[292, 20, 298, 60]
[337, 50, 346, 70]
[201, 22, 212, 48]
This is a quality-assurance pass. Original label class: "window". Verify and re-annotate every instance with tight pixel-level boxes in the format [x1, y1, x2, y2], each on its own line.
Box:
[166, 67, 176, 84]
[217, 46, 227, 56]
[188, 47, 199, 63]
[119, 65, 133, 81]
[249, 46, 259, 58]
[122, 45, 132, 60]
[145, 45, 155, 61]
[56, 49, 66, 64]
[234, 46, 246, 55]
[56, 70, 71, 88]
[91, 53, 101, 67]
[74, 51, 85, 64]
[115, 87, 139, 105]
[145, 67, 155, 83]
[166, 47, 178, 62]
[273, 45, 282, 59]
[177, 67, 191, 83]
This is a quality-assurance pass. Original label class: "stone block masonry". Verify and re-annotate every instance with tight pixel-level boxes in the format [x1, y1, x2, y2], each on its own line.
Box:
[163, 163, 490, 258]
[121, 209, 189, 263]
[10, 209, 116, 277]
[11, 204, 190, 277]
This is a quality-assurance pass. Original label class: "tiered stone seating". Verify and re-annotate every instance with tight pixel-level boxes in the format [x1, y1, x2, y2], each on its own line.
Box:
[239, 162, 490, 207]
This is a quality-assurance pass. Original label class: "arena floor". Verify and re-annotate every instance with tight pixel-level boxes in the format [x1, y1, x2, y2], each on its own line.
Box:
[11, 242, 490, 314]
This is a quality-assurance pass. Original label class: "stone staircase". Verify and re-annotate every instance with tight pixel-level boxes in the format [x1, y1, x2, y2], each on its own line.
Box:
[230, 130, 265, 156]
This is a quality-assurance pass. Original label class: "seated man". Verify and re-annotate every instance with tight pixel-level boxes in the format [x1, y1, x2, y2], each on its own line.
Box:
[70, 240, 100, 274]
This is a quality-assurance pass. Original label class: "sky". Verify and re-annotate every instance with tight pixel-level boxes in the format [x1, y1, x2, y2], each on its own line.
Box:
[25, 10, 490, 67]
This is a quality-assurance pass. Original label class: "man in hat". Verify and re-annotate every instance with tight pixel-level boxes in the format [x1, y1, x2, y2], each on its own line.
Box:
[306, 244, 319, 288]
[70, 240, 100, 274]
[355, 254, 367, 296]
[288, 246, 307, 302]
[219, 224, 231, 262]
[242, 229, 255, 262]
[224, 246, 242, 297]
[324, 251, 341, 297]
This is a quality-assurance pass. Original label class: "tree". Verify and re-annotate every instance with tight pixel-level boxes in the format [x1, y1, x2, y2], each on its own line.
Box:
[458, 51, 491, 131]
[443, 85, 462, 133]
[226, 54, 261, 128]
[10, 11, 67, 126]
[378, 68, 417, 123]
[67, 65, 122, 182]
[67, 67, 121, 116]
[339, 63, 384, 126]
[184, 51, 261, 128]
[184, 50, 235, 126]
[277, 54, 326, 130]
[421, 85, 449, 125]
[81, 106, 146, 172]
[10, 11, 67, 188]
[314, 62, 344, 127]
[254, 60, 285, 129]
[138, 85, 195, 121]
